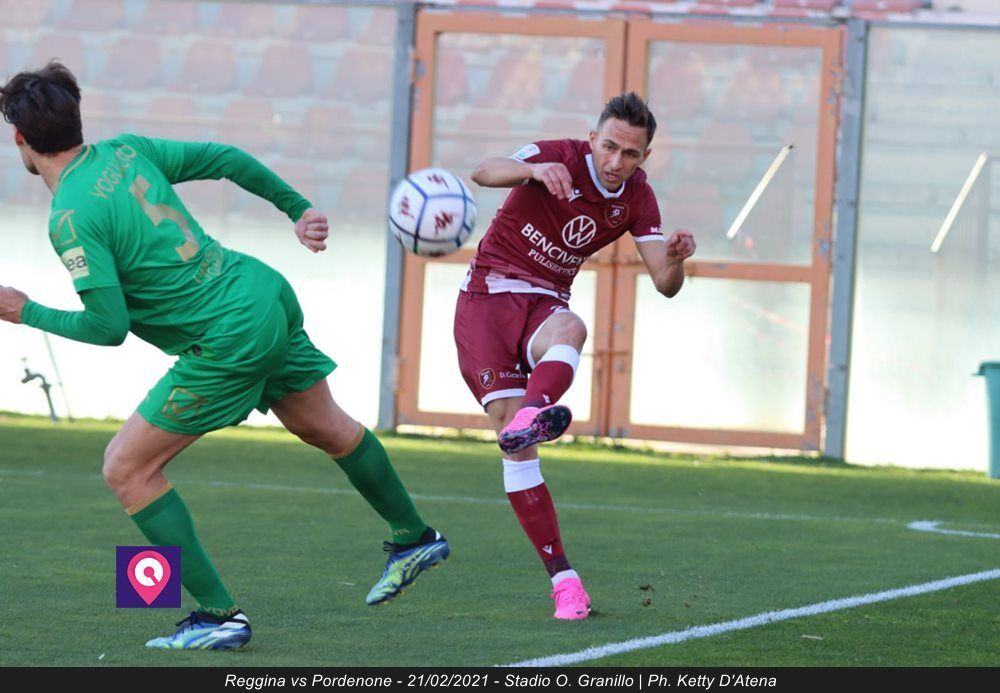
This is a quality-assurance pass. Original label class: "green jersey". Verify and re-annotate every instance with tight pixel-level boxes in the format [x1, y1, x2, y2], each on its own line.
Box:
[47, 135, 312, 355]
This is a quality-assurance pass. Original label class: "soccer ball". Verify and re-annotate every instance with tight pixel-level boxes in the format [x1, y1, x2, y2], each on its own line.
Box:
[388, 168, 477, 257]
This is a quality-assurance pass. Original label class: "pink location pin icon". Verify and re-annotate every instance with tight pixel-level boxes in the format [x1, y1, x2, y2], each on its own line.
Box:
[127, 550, 171, 605]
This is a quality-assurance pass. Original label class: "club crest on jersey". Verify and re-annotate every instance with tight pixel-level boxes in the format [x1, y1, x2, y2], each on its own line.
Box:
[561, 215, 597, 249]
[605, 202, 629, 227]
[479, 368, 496, 390]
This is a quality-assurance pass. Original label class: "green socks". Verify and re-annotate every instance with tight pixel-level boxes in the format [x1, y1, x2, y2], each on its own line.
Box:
[129, 486, 238, 618]
[333, 428, 428, 544]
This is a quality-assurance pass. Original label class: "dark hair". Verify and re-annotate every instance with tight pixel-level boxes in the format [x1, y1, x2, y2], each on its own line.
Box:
[0, 61, 83, 154]
[597, 92, 656, 146]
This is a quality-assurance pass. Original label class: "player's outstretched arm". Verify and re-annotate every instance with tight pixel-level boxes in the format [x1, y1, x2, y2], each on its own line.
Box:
[121, 135, 313, 229]
[471, 157, 573, 199]
[637, 230, 696, 298]
[0, 285, 130, 346]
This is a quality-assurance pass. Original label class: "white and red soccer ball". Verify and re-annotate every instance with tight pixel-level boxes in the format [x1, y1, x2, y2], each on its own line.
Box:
[389, 168, 477, 257]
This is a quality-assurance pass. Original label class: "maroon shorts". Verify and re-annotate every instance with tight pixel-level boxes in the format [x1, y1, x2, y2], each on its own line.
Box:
[454, 290, 570, 408]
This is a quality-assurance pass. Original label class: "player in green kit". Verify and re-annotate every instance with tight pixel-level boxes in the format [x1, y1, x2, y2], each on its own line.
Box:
[0, 62, 450, 650]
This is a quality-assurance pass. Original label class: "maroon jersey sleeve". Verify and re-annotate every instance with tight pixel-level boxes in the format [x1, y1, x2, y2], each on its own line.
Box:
[509, 139, 576, 166]
[630, 182, 664, 244]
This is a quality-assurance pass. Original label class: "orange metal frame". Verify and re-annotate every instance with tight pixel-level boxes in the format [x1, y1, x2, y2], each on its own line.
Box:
[614, 20, 844, 450]
[395, 10, 627, 434]
[396, 10, 843, 452]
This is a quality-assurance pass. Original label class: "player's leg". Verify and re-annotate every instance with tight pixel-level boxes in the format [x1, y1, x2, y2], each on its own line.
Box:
[104, 412, 250, 649]
[270, 378, 449, 605]
[498, 307, 586, 454]
[487, 397, 590, 620]
[523, 309, 586, 408]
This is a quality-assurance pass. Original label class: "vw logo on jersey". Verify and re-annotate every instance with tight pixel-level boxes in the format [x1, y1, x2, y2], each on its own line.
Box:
[561, 215, 597, 249]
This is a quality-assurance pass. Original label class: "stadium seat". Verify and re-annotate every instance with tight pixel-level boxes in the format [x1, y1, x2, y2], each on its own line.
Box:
[553, 56, 605, 114]
[690, 0, 757, 12]
[140, 95, 205, 141]
[94, 37, 163, 90]
[135, 0, 200, 35]
[772, 0, 842, 9]
[289, 104, 355, 159]
[221, 98, 278, 154]
[28, 34, 86, 81]
[246, 44, 315, 98]
[327, 46, 392, 103]
[170, 40, 238, 94]
[850, 0, 923, 11]
[1, 0, 52, 30]
[436, 49, 470, 108]
[286, 4, 352, 41]
[216, 2, 279, 38]
[354, 9, 398, 45]
[55, 0, 126, 31]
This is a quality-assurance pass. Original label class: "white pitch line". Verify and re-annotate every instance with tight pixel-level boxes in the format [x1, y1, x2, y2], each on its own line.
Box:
[907, 520, 1000, 540]
[501, 568, 1000, 668]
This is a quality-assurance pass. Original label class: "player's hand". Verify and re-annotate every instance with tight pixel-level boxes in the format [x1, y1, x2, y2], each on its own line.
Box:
[666, 230, 696, 264]
[0, 286, 28, 324]
[529, 163, 573, 200]
[295, 208, 329, 253]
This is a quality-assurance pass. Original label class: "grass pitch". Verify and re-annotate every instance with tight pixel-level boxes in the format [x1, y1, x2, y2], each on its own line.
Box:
[0, 414, 997, 666]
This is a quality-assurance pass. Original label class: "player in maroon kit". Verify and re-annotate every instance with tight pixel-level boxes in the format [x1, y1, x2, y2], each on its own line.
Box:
[455, 93, 697, 619]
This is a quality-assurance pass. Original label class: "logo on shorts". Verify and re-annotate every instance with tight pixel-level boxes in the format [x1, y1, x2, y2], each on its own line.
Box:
[561, 215, 597, 249]
[479, 368, 496, 390]
[116, 546, 181, 608]
[162, 387, 206, 422]
[605, 202, 628, 227]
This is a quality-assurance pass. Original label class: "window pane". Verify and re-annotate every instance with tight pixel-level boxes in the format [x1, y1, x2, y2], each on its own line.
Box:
[848, 27, 1000, 470]
[630, 276, 809, 433]
[644, 41, 821, 265]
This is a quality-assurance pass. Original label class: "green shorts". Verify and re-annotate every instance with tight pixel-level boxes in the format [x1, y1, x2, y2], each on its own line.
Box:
[138, 274, 336, 435]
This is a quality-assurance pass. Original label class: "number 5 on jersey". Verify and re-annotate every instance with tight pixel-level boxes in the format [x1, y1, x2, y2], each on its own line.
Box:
[129, 175, 199, 261]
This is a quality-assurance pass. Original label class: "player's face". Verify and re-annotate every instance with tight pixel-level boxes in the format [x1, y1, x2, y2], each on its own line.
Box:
[589, 118, 651, 191]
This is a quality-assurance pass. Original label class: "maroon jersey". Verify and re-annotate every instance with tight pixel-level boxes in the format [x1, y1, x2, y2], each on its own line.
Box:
[462, 139, 663, 300]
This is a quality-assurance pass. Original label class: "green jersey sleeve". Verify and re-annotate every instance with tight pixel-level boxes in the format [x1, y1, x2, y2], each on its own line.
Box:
[118, 134, 312, 223]
[48, 207, 120, 292]
[22, 286, 130, 347]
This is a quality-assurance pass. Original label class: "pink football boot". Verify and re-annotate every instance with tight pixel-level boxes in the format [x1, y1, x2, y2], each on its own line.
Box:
[498, 404, 572, 454]
[551, 577, 591, 620]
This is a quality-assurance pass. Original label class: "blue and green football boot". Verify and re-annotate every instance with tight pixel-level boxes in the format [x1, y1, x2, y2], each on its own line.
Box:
[365, 529, 450, 605]
[145, 610, 251, 650]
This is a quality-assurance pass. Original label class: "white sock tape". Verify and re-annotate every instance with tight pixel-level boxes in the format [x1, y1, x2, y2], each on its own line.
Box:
[539, 344, 580, 374]
[502, 458, 543, 493]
